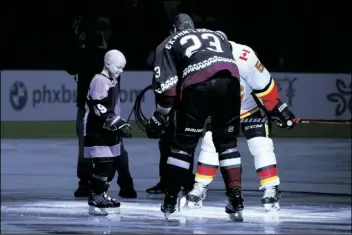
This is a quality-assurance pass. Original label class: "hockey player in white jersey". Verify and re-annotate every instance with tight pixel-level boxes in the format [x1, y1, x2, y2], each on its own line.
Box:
[186, 39, 296, 211]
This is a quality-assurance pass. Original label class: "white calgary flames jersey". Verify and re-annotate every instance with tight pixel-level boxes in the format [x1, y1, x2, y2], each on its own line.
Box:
[229, 41, 272, 119]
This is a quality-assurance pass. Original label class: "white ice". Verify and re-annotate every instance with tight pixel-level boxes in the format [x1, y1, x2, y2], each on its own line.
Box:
[1, 138, 351, 234]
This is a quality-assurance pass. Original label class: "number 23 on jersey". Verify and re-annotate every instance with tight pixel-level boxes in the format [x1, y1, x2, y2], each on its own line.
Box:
[180, 33, 224, 58]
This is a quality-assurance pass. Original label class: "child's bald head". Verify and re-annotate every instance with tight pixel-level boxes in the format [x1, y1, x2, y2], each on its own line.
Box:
[104, 50, 126, 79]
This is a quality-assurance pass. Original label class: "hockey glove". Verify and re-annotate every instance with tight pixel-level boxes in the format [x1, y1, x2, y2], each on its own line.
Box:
[270, 100, 296, 130]
[146, 111, 168, 139]
[103, 115, 132, 138]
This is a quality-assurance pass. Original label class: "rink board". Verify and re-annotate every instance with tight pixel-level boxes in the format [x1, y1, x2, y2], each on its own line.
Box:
[1, 121, 351, 138]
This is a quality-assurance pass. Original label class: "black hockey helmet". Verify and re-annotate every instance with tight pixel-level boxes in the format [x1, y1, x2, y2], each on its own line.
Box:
[170, 13, 195, 34]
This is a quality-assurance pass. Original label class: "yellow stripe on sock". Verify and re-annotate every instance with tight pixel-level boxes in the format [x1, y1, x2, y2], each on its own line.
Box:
[195, 173, 213, 180]
[260, 176, 278, 185]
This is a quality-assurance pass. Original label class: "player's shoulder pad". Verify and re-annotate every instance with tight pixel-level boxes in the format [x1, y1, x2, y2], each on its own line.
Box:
[215, 30, 228, 41]
[230, 41, 260, 65]
[156, 35, 174, 53]
[91, 74, 110, 87]
[89, 74, 111, 99]
[229, 41, 254, 54]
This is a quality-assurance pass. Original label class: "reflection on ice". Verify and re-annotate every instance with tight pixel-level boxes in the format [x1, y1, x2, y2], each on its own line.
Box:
[1, 138, 351, 234]
[1, 199, 351, 234]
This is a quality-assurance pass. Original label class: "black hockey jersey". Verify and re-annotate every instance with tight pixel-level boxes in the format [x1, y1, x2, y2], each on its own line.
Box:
[84, 73, 122, 158]
[153, 29, 240, 97]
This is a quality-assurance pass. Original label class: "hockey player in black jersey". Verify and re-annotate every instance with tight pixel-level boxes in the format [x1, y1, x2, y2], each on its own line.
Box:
[84, 49, 132, 216]
[146, 13, 244, 221]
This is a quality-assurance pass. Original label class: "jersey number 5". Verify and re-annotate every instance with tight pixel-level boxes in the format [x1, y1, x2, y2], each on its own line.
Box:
[180, 33, 224, 58]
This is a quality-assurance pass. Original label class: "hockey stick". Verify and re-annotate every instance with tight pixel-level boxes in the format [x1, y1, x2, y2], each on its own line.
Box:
[127, 89, 351, 125]
[293, 119, 351, 125]
[249, 92, 351, 125]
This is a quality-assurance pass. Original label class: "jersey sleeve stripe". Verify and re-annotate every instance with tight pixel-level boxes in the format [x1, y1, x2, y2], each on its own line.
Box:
[253, 77, 275, 98]
[240, 107, 260, 119]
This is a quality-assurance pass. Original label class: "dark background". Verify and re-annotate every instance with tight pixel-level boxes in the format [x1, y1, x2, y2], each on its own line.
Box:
[1, 0, 350, 73]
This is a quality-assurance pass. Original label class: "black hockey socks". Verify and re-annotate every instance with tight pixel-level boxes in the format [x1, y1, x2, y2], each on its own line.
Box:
[158, 135, 172, 183]
[91, 158, 115, 194]
[164, 150, 193, 196]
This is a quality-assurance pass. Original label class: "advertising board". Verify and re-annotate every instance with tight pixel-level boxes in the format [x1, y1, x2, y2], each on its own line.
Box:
[1, 71, 351, 121]
[1, 71, 155, 121]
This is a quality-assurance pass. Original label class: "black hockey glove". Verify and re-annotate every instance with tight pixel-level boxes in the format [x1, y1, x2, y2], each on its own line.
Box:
[146, 111, 168, 139]
[270, 100, 296, 130]
[103, 115, 132, 138]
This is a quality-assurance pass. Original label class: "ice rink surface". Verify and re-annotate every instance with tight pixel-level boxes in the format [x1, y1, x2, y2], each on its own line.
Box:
[1, 138, 351, 234]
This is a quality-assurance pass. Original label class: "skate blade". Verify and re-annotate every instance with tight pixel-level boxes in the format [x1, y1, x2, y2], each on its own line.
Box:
[229, 211, 243, 222]
[186, 200, 203, 209]
[177, 196, 187, 212]
[107, 207, 121, 214]
[263, 202, 280, 211]
[146, 193, 164, 199]
[89, 206, 108, 216]
[164, 212, 170, 221]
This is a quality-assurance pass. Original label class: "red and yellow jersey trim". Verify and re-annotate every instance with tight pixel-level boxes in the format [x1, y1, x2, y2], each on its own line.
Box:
[240, 106, 260, 119]
[255, 79, 276, 98]
[252, 77, 279, 111]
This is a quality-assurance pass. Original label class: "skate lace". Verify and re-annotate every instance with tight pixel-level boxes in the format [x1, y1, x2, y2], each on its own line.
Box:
[260, 186, 276, 198]
[92, 192, 115, 204]
[103, 193, 117, 202]
[92, 193, 105, 204]
[190, 183, 206, 196]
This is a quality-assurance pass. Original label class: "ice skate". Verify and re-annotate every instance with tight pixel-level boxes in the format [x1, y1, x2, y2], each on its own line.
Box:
[186, 182, 207, 209]
[177, 188, 191, 211]
[146, 181, 165, 195]
[161, 193, 177, 220]
[88, 192, 120, 216]
[225, 187, 244, 222]
[260, 185, 281, 211]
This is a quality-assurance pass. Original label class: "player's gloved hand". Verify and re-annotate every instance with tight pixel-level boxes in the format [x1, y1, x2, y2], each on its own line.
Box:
[104, 115, 132, 138]
[270, 100, 296, 130]
[146, 111, 168, 139]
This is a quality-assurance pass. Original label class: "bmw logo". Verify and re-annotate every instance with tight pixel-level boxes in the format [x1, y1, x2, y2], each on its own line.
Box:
[10, 81, 28, 111]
